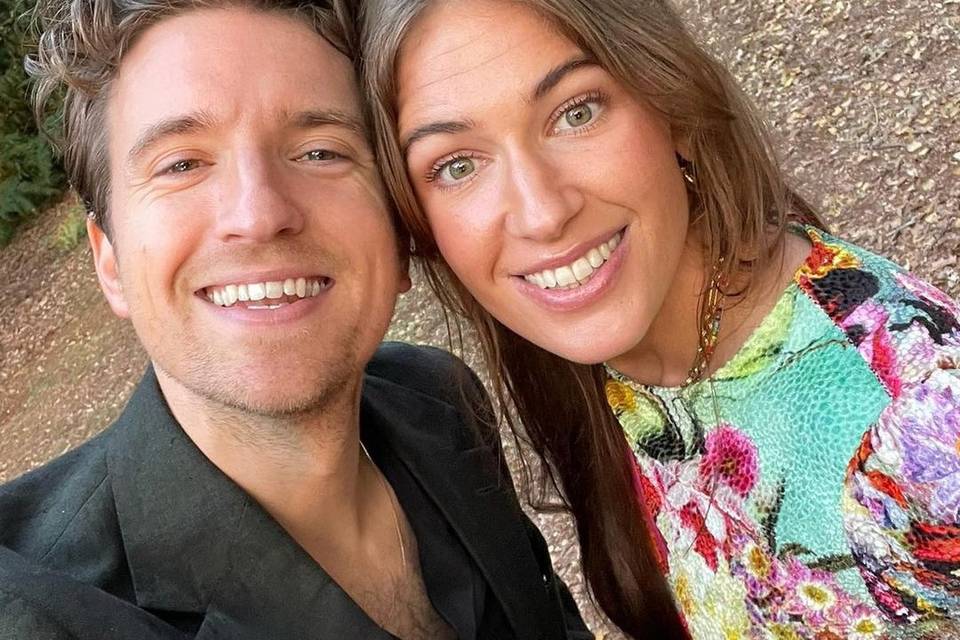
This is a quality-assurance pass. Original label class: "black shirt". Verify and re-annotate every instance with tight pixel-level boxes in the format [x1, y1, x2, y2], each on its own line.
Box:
[0, 344, 592, 640]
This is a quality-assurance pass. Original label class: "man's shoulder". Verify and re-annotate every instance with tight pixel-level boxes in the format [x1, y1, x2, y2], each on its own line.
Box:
[365, 342, 497, 449]
[0, 546, 176, 640]
[367, 342, 488, 410]
[0, 428, 116, 561]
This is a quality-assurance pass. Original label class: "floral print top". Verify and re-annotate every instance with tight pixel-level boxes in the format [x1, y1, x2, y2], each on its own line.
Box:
[605, 226, 960, 639]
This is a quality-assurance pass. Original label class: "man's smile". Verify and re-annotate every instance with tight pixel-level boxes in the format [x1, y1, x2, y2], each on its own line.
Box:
[200, 275, 333, 310]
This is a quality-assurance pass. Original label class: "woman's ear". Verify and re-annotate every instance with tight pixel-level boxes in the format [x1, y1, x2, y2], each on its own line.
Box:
[87, 219, 130, 319]
[673, 131, 692, 163]
[398, 253, 413, 294]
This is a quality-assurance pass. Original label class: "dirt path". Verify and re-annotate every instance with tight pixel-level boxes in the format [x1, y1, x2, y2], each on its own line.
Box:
[1, 1, 957, 636]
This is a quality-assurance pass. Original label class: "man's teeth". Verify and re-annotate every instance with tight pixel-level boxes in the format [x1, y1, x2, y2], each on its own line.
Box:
[524, 232, 622, 290]
[205, 277, 327, 307]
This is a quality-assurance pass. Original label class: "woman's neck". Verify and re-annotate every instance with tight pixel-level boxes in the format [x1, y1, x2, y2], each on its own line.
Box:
[607, 226, 812, 387]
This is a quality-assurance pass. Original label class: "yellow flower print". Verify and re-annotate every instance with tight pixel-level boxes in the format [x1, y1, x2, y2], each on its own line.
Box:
[604, 379, 635, 413]
[796, 228, 861, 282]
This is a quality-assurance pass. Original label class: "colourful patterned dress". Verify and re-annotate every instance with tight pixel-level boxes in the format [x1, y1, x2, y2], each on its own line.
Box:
[605, 226, 960, 639]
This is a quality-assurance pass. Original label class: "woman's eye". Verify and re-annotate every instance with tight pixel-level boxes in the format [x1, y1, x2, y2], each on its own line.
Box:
[424, 152, 484, 188]
[554, 100, 603, 132]
[430, 156, 477, 185]
[444, 157, 475, 181]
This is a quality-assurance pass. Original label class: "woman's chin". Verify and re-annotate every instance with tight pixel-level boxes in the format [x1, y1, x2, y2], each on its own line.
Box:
[521, 333, 636, 367]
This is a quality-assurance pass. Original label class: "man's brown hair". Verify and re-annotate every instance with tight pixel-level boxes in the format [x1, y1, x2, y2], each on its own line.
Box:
[26, 0, 355, 236]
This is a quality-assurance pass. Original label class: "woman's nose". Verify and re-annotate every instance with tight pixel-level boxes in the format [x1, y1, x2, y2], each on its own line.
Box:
[503, 148, 585, 241]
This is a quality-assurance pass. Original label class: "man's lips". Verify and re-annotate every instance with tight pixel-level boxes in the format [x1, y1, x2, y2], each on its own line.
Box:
[198, 275, 332, 308]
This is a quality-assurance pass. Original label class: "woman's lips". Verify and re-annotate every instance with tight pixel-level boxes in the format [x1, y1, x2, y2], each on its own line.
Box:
[512, 228, 628, 312]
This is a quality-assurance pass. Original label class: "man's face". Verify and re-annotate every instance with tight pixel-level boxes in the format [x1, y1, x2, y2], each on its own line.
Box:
[91, 7, 409, 416]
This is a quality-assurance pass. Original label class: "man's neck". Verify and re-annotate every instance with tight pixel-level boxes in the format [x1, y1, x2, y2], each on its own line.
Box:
[153, 365, 367, 553]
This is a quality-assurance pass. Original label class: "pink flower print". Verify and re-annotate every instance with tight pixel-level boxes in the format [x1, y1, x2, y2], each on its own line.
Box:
[734, 537, 783, 602]
[628, 454, 670, 573]
[829, 602, 886, 640]
[896, 271, 960, 320]
[680, 502, 722, 571]
[840, 298, 888, 335]
[699, 425, 760, 498]
[867, 326, 901, 398]
[840, 300, 902, 398]
[896, 323, 958, 384]
[893, 271, 960, 353]
[782, 560, 844, 626]
[847, 605, 886, 640]
[858, 565, 917, 622]
[648, 459, 735, 565]
[896, 379, 960, 523]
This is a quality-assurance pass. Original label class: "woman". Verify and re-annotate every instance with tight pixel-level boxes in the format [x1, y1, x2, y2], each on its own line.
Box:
[360, 0, 960, 637]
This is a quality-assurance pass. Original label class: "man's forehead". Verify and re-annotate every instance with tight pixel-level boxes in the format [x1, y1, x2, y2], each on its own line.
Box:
[109, 7, 361, 133]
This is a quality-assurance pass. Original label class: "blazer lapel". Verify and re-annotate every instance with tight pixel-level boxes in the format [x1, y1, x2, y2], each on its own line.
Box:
[108, 368, 393, 639]
[197, 501, 394, 640]
[361, 375, 562, 640]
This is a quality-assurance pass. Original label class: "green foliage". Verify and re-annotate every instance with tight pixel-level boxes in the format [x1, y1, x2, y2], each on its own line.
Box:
[52, 201, 87, 251]
[0, 0, 66, 247]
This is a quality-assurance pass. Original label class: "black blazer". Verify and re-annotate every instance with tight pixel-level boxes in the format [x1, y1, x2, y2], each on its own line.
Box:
[0, 343, 592, 640]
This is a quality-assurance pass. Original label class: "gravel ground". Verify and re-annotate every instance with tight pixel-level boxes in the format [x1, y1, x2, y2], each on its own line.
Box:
[1, 1, 957, 637]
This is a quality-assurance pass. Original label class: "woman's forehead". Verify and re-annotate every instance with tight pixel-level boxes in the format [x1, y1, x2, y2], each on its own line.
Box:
[395, 1, 582, 121]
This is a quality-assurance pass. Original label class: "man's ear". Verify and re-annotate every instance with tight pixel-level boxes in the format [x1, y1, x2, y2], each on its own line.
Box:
[87, 219, 130, 318]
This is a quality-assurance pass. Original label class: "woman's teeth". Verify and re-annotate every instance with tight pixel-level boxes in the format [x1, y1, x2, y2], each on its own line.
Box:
[204, 277, 329, 308]
[523, 232, 621, 290]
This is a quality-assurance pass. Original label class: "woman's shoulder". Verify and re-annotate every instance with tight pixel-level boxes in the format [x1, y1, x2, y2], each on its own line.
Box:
[793, 225, 955, 320]
[791, 225, 960, 396]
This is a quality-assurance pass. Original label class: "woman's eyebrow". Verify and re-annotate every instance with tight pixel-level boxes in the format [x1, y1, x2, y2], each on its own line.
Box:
[532, 54, 597, 101]
[401, 119, 475, 158]
[400, 54, 596, 158]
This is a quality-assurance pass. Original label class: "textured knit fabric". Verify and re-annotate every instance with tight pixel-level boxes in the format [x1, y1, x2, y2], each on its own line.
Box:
[605, 226, 960, 639]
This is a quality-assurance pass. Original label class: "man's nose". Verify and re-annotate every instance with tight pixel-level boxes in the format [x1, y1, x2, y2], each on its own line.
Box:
[216, 155, 305, 242]
[503, 147, 585, 241]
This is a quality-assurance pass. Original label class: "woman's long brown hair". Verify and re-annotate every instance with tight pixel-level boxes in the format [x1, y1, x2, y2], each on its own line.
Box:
[360, 0, 823, 636]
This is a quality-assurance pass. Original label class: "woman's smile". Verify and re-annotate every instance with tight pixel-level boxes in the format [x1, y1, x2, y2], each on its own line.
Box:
[511, 227, 628, 312]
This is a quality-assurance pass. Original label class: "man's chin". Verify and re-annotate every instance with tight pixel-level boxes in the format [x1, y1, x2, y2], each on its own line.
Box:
[153, 355, 359, 422]
[212, 385, 346, 419]
[193, 370, 356, 419]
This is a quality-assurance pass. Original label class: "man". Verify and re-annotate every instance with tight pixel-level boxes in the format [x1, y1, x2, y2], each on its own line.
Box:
[0, 1, 592, 638]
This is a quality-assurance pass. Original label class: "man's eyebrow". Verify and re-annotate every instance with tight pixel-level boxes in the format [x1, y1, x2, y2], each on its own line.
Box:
[400, 55, 597, 158]
[532, 55, 597, 101]
[126, 109, 365, 167]
[288, 109, 365, 134]
[127, 111, 218, 166]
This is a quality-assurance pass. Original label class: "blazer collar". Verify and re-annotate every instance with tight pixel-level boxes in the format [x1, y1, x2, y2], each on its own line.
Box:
[360, 374, 562, 640]
[106, 365, 560, 639]
[105, 368, 389, 638]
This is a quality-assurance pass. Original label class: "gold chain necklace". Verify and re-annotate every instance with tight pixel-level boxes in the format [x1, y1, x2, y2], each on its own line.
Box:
[359, 441, 407, 567]
[682, 256, 726, 387]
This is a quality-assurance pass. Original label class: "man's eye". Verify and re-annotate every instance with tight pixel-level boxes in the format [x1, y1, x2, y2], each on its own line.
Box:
[299, 149, 341, 162]
[165, 159, 201, 174]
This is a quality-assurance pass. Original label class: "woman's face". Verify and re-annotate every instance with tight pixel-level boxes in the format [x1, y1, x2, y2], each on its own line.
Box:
[396, 0, 692, 364]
